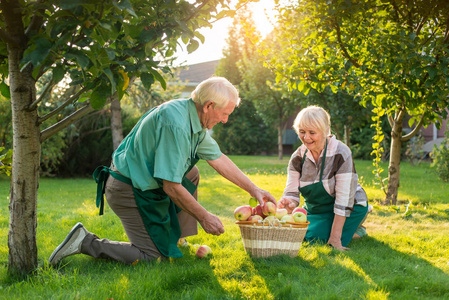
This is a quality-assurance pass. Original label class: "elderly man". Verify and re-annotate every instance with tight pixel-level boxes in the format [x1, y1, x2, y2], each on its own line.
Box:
[49, 76, 276, 265]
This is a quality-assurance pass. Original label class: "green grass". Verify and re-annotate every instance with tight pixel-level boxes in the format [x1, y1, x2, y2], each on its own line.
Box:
[0, 156, 448, 299]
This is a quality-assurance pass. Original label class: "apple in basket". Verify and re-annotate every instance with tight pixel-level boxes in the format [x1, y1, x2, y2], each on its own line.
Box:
[234, 205, 252, 221]
[293, 211, 307, 223]
[264, 215, 279, 224]
[248, 215, 263, 222]
[262, 202, 277, 216]
[196, 245, 212, 258]
[275, 208, 288, 219]
[281, 214, 295, 223]
[292, 207, 308, 215]
[253, 204, 265, 218]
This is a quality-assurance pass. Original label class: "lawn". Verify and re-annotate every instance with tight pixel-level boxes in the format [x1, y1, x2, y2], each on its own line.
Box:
[0, 156, 448, 299]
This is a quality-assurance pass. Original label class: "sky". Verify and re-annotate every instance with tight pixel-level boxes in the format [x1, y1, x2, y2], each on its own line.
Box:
[174, 0, 278, 66]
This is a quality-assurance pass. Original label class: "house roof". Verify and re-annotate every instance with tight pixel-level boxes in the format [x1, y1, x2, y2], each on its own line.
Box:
[178, 60, 220, 86]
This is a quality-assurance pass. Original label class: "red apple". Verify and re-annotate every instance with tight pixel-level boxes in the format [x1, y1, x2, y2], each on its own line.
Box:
[275, 208, 288, 219]
[292, 207, 307, 215]
[196, 245, 212, 258]
[234, 205, 252, 221]
[262, 202, 277, 216]
[293, 211, 307, 223]
[248, 215, 263, 222]
[253, 204, 265, 218]
[280, 214, 295, 223]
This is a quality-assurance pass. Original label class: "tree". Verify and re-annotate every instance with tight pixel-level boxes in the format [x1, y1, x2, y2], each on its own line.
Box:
[0, 0, 249, 276]
[272, 0, 449, 205]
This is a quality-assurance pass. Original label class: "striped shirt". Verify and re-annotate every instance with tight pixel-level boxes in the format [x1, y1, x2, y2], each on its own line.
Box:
[282, 135, 367, 217]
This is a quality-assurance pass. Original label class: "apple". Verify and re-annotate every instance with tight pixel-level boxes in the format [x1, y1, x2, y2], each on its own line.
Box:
[292, 207, 308, 215]
[262, 202, 277, 216]
[253, 204, 265, 218]
[195, 245, 212, 258]
[264, 215, 279, 224]
[234, 205, 252, 221]
[275, 208, 288, 219]
[248, 215, 263, 222]
[280, 214, 295, 223]
[292, 211, 307, 223]
[249, 197, 258, 208]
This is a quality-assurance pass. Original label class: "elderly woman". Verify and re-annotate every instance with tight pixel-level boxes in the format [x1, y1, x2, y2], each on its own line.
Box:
[279, 106, 369, 250]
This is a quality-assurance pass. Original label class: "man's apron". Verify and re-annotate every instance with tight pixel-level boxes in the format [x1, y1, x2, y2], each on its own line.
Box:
[299, 140, 367, 247]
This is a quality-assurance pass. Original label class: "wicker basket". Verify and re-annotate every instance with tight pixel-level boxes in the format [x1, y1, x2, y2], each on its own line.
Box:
[236, 219, 309, 258]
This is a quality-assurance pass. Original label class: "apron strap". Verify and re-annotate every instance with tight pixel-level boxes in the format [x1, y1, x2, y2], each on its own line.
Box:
[93, 165, 133, 215]
[300, 138, 328, 182]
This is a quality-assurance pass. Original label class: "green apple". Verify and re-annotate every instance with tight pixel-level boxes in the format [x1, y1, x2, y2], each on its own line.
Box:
[292, 211, 307, 223]
[249, 197, 258, 208]
[275, 208, 288, 219]
[281, 214, 295, 223]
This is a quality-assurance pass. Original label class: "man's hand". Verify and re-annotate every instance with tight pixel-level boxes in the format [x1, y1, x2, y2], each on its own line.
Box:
[198, 212, 225, 236]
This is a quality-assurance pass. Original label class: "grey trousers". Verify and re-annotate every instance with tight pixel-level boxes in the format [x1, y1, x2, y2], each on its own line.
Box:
[81, 166, 199, 264]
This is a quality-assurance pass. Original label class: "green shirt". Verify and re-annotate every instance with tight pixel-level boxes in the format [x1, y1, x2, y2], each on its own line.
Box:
[112, 99, 222, 191]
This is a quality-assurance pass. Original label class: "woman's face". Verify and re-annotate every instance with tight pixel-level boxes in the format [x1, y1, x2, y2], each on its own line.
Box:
[298, 127, 326, 153]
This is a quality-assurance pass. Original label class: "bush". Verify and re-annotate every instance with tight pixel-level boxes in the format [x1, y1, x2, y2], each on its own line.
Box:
[430, 129, 449, 182]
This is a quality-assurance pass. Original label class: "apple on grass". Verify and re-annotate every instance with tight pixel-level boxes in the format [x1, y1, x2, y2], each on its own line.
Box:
[262, 202, 277, 216]
[292, 207, 308, 215]
[195, 245, 212, 258]
[234, 205, 252, 221]
[247, 215, 263, 222]
[280, 214, 295, 223]
[292, 211, 307, 223]
[275, 208, 288, 219]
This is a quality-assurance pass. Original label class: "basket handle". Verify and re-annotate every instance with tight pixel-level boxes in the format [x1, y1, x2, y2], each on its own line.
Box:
[260, 218, 283, 228]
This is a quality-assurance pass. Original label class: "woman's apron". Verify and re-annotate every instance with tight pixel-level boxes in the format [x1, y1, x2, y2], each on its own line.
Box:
[299, 140, 367, 247]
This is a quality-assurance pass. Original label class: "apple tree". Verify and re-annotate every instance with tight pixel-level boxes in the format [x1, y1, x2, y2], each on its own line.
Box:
[0, 0, 250, 276]
[271, 0, 449, 205]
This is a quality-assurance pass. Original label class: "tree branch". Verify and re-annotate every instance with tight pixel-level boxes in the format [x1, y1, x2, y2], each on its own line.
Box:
[40, 103, 95, 142]
[334, 21, 361, 68]
[402, 113, 425, 142]
[28, 80, 55, 111]
[38, 86, 89, 124]
[24, 0, 46, 36]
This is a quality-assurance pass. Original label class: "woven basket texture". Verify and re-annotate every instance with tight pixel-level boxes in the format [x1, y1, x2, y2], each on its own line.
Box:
[236, 221, 308, 258]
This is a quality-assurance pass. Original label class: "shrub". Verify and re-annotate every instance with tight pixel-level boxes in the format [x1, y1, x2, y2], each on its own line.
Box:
[430, 129, 449, 182]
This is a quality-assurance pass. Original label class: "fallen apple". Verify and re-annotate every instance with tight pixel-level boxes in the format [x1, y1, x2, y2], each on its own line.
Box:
[275, 208, 288, 219]
[262, 202, 277, 216]
[292, 207, 308, 215]
[281, 214, 295, 223]
[293, 211, 307, 223]
[248, 215, 263, 222]
[249, 197, 258, 208]
[196, 245, 212, 258]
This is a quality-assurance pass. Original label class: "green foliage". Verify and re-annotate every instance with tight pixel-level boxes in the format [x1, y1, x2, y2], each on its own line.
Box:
[0, 147, 12, 176]
[404, 133, 426, 166]
[212, 100, 277, 155]
[430, 129, 449, 182]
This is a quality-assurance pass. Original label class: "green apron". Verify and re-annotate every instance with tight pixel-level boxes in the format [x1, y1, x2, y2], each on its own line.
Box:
[299, 140, 368, 247]
[93, 160, 198, 258]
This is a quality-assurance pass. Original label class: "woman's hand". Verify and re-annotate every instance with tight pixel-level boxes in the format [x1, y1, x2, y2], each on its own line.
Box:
[277, 197, 298, 214]
[328, 214, 348, 251]
[327, 238, 349, 251]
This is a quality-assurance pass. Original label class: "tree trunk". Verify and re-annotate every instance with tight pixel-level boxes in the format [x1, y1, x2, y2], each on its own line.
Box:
[110, 95, 123, 151]
[344, 124, 351, 147]
[278, 121, 283, 160]
[8, 46, 40, 275]
[384, 110, 404, 206]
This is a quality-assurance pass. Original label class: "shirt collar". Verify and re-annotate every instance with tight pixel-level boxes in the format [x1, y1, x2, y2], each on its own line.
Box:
[188, 98, 204, 134]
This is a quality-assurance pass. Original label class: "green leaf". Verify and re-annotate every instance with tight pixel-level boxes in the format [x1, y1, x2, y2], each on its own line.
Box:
[140, 72, 155, 90]
[0, 81, 11, 99]
[187, 40, 199, 53]
[150, 69, 166, 90]
[90, 84, 111, 110]
[52, 65, 65, 84]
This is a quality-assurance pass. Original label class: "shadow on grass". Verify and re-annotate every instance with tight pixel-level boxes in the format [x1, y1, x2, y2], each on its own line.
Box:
[251, 237, 449, 299]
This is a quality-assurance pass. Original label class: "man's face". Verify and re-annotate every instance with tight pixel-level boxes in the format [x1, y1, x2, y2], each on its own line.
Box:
[201, 101, 236, 129]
